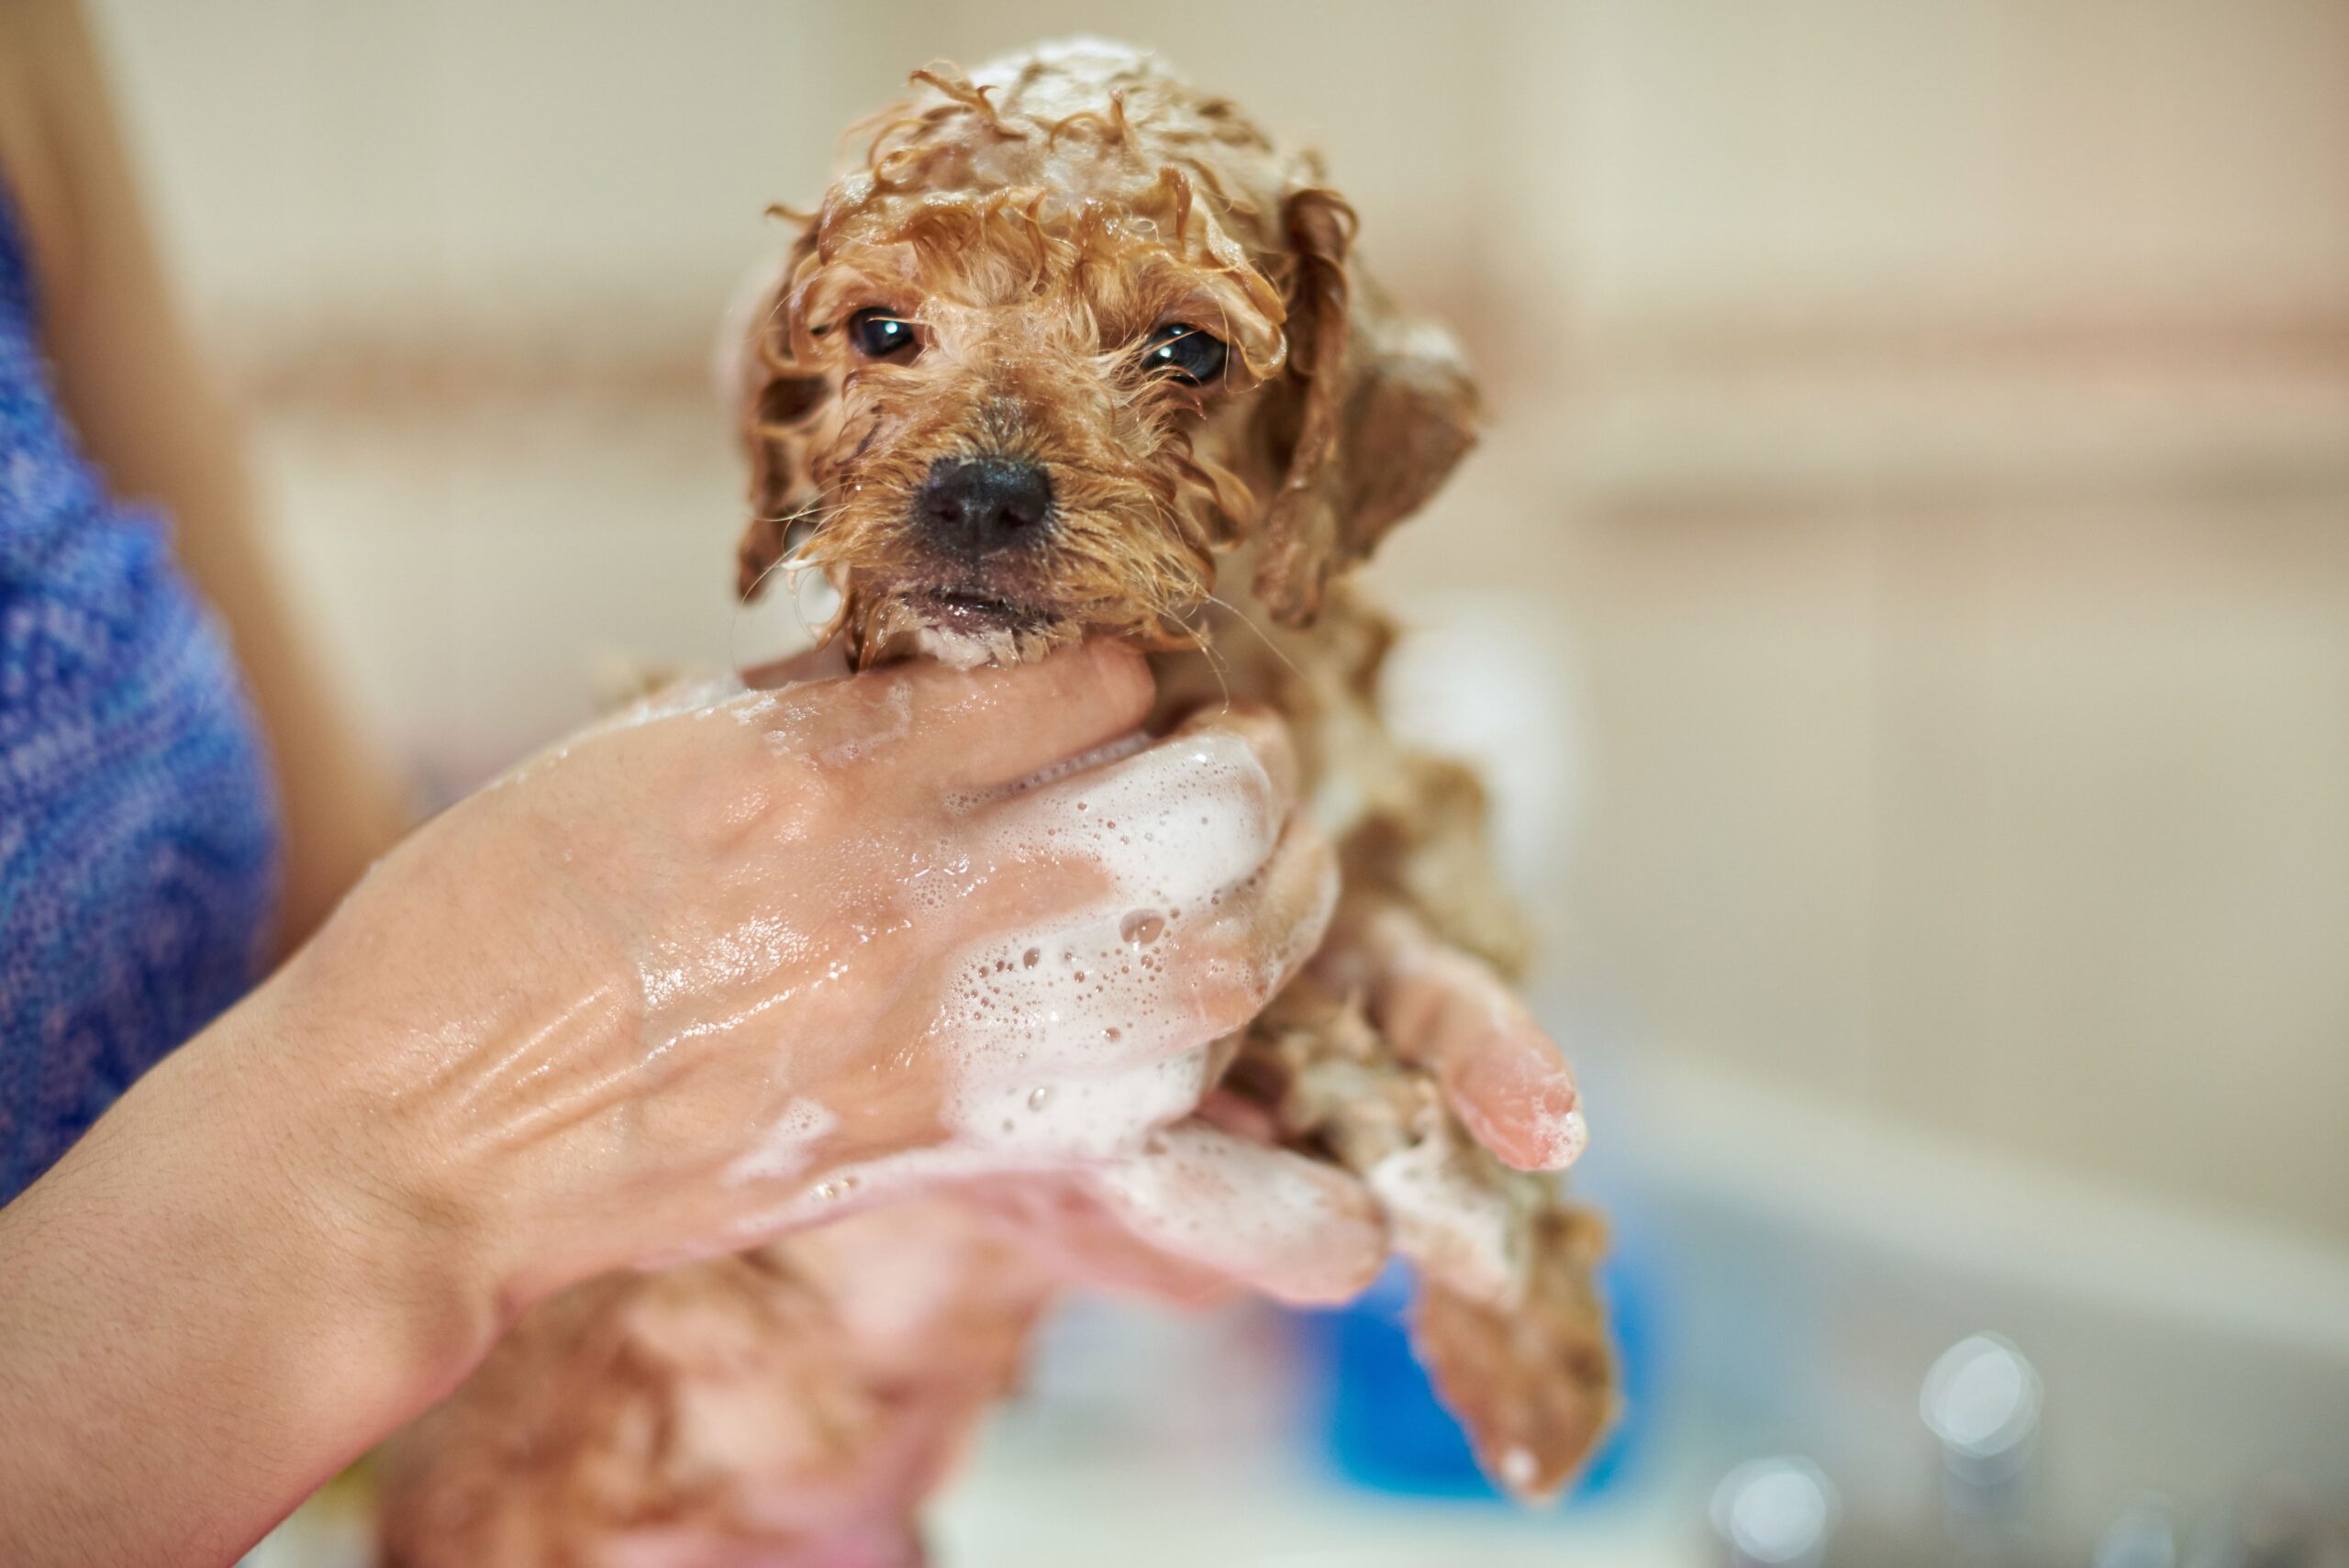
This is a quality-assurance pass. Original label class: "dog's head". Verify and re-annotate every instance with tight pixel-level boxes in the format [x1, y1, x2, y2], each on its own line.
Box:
[734, 39, 1478, 667]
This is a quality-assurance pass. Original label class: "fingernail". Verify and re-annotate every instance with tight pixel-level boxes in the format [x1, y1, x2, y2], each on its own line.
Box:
[1450, 1050, 1586, 1172]
[1537, 1104, 1588, 1170]
[1520, 1063, 1587, 1168]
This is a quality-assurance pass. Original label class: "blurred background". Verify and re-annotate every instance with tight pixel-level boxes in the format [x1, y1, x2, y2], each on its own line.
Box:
[70, 0, 2349, 1563]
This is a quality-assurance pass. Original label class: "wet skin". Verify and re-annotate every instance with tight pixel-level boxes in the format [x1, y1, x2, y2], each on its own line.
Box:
[0, 643, 1370, 1568]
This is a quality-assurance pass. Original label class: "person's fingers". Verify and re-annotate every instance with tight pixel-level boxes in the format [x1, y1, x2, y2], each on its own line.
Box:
[754, 639, 1157, 795]
[1161, 817, 1340, 1045]
[1437, 1003, 1586, 1172]
[939, 821, 1332, 1122]
[1084, 1121, 1387, 1306]
[981, 711, 1305, 925]
[1166, 702, 1301, 815]
[905, 825, 1333, 1207]
[962, 1176, 1240, 1307]
[1324, 908, 1585, 1173]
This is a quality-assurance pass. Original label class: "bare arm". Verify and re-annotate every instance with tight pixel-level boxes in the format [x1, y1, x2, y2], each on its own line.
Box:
[0, 0, 408, 948]
[0, 1010, 492, 1564]
[0, 646, 1379, 1566]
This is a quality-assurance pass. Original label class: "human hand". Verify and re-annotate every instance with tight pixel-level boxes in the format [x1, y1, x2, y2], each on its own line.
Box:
[1318, 903, 1586, 1174]
[246, 640, 1361, 1313]
[0, 641, 1386, 1568]
[961, 902, 1585, 1312]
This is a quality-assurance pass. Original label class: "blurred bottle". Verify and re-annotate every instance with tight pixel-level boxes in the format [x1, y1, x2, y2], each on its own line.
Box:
[1295, 1241, 1651, 1505]
[1711, 1456, 1841, 1568]
[1921, 1332, 2043, 1562]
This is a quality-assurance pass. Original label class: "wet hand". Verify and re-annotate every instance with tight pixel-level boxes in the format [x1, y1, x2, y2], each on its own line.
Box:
[248, 642, 1359, 1310]
[1318, 903, 1586, 1173]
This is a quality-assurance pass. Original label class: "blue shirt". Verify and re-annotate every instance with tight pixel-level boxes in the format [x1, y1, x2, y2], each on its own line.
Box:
[0, 180, 282, 1201]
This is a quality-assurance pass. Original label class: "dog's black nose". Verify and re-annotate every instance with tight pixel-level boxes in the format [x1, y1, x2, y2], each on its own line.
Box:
[915, 455, 1052, 557]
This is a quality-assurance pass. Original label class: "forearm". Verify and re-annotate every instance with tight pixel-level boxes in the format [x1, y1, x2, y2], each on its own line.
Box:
[0, 995, 500, 1567]
[0, 640, 1347, 1559]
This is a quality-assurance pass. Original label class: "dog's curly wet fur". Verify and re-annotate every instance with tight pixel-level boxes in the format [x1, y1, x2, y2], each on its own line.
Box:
[380, 39, 1613, 1566]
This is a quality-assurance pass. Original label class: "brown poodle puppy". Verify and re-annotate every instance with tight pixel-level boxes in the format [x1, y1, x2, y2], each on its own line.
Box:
[380, 39, 1613, 1568]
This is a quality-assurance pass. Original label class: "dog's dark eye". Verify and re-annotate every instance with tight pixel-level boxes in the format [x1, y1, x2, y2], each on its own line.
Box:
[850, 308, 920, 360]
[1141, 323, 1227, 386]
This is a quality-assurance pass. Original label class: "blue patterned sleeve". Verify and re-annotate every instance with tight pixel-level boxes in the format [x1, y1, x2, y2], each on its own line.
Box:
[0, 181, 284, 1202]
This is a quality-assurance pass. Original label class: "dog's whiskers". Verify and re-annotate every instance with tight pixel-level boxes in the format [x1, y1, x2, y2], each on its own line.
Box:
[1202, 589, 1304, 684]
[1164, 597, 1233, 716]
[729, 503, 845, 670]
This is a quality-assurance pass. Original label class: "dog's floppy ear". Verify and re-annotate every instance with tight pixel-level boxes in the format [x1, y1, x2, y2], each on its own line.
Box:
[1252, 186, 1482, 626]
[732, 228, 831, 601]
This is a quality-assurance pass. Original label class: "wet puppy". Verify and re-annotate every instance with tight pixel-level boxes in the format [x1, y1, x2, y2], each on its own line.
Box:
[380, 39, 1613, 1567]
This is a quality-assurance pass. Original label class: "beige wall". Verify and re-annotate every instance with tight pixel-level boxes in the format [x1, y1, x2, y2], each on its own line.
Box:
[84, 1, 2349, 1240]
[1512, 490, 2349, 1239]
[100, 1, 2349, 355]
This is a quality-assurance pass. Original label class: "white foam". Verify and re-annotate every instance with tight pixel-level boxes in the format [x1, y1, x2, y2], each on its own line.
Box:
[725, 1096, 839, 1186]
[911, 624, 1004, 671]
[1090, 1122, 1381, 1305]
[724, 727, 1336, 1243]
[918, 729, 1297, 1156]
[1366, 1135, 1524, 1307]
[1500, 1446, 1540, 1491]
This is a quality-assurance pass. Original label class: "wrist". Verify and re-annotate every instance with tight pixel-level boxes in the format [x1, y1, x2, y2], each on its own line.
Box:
[0, 994, 507, 1565]
[192, 990, 514, 1418]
